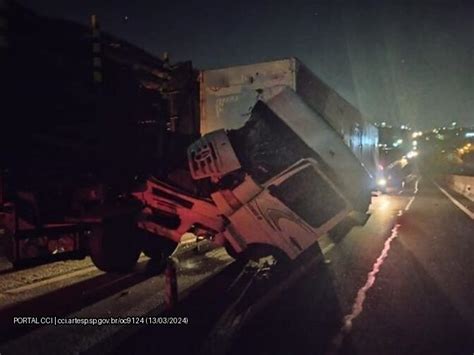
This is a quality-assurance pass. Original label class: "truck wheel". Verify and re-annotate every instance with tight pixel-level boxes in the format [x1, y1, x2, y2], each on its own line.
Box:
[89, 217, 141, 272]
[142, 232, 177, 268]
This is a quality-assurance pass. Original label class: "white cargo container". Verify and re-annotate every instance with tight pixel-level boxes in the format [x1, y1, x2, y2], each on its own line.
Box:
[200, 58, 379, 179]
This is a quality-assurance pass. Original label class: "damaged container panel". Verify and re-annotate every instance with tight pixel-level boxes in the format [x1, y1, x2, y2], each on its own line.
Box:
[186, 96, 365, 259]
[226, 88, 372, 211]
[200, 57, 379, 181]
[226, 99, 320, 184]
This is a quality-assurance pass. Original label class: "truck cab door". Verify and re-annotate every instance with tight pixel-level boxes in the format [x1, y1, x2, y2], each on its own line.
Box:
[224, 159, 351, 259]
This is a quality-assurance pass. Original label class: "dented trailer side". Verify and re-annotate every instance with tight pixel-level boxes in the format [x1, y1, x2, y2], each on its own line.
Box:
[200, 58, 378, 211]
[200, 58, 379, 180]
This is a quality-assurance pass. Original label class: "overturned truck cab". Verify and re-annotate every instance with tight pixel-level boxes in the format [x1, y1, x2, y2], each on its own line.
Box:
[90, 58, 379, 271]
[106, 98, 375, 269]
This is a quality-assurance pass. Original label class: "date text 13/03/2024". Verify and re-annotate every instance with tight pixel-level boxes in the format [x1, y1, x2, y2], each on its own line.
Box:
[12, 316, 189, 326]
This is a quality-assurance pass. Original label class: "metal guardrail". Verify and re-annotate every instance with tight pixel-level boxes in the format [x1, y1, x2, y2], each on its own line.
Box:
[446, 174, 474, 202]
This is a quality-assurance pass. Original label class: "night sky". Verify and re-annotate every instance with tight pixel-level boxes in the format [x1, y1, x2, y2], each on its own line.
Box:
[17, 0, 474, 130]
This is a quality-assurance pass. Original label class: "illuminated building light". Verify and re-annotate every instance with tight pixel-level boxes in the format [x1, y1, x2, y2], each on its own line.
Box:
[466, 132, 474, 138]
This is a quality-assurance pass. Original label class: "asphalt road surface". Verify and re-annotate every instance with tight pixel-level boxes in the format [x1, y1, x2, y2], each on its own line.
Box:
[1, 176, 473, 355]
[227, 177, 474, 355]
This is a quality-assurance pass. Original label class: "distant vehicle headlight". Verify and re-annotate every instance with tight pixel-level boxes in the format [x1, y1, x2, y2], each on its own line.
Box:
[407, 151, 419, 159]
[377, 178, 387, 187]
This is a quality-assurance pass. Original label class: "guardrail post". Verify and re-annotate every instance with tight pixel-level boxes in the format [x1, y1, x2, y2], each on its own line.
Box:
[164, 256, 178, 310]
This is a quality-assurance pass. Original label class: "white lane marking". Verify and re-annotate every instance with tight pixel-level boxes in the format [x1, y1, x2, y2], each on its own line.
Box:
[434, 182, 474, 220]
[322, 243, 335, 254]
[405, 196, 416, 211]
[398, 176, 421, 196]
[404, 178, 420, 211]
[326, 222, 402, 355]
[414, 177, 421, 194]
[318, 233, 335, 255]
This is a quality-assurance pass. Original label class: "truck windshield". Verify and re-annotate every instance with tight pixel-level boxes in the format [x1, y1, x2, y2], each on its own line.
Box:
[271, 167, 346, 228]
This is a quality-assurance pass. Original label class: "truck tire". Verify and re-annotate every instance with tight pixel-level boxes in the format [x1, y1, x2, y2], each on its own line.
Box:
[89, 216, 142, 272]
[142, 231, 177, 268]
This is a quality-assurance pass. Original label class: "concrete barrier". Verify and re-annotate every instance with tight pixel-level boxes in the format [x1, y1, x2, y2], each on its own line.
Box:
[447, 175, 474, 202]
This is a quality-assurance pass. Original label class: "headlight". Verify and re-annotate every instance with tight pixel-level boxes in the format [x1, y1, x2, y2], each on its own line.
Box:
[407, 151, 419, 159]
[377, 178, 387, 187]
